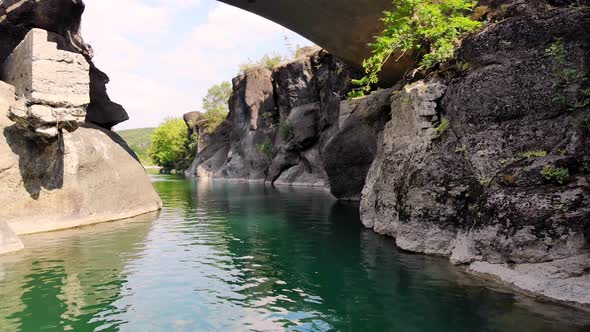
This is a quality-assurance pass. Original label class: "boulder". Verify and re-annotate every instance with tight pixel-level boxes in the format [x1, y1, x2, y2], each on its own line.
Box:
[0, 81, 161, 235]
[0, 0, 89, 56]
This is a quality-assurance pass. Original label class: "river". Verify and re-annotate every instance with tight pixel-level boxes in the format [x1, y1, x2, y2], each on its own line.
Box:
[0, 175, 588, 331]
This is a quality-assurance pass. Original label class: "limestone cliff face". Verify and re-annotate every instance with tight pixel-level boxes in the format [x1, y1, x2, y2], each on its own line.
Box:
[0, 2, 161, 253]
[187, 48, 393, 200]
[361, 6, 590, 306]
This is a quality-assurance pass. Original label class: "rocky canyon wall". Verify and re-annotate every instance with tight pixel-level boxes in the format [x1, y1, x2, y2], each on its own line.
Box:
[360, 5, 590, 307]
[188, 2, 590, 308]
[186, 48, 393, 201]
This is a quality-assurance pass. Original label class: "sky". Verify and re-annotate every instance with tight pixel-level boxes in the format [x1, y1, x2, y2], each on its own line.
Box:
[82, 0, 312, 130]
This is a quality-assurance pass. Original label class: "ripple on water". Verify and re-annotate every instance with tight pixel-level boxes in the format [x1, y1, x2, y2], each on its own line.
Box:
[0, 176, 589, 331]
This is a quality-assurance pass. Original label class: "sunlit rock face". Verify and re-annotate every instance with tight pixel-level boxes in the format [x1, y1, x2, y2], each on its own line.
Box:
[2, 29, 89, 140]
[0, 1, 161, 241]
[0, 220, 23, 255]
[0, 80, 162, 236]
[187, 48, 394, 199]
[0, 0, 128, 129]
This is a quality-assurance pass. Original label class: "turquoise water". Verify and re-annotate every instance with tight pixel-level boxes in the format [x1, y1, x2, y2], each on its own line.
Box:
[0, 175, 588, 331]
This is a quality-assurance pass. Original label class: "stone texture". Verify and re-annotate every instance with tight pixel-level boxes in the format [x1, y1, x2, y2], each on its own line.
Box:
[0, 81, 161, 235]
[0, 0, 90, 57]
[469, 255, 590, 308]
[187, 49, 365, 191]
[2, 29, 89, 107]
[360, 80, 451, 254]
[360, 6, 590, 306]
[0, 220, 23, 255]
[2, 28, 89, 139]
[323, 88, 393, 200]
[0, 0, 129, 129]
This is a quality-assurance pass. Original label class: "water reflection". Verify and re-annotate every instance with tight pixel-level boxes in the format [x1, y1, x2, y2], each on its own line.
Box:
[0, 175, 588, 332]
[0, 212, 158, 331]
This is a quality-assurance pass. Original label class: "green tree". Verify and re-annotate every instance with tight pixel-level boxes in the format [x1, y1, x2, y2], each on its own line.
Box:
[239, 53, 285, 73]
[148, 118, 189, 171]
[349, 0, 482, 98]
[203, 81, 232, 131]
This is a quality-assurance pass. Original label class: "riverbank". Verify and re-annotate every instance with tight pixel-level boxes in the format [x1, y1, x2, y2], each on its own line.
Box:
[1, 175, 588, 331]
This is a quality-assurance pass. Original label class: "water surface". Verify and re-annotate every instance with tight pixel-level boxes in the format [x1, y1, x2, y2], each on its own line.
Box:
[1, 175, 589, 331]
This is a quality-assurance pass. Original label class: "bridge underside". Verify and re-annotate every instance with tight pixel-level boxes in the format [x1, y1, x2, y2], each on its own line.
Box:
[219, 0, 412, 81]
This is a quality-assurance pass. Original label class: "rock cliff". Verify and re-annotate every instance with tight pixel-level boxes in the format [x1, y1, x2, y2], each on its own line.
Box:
[361, 5, 590, 307]
[188, 2, 590, 307]
[187, 48, 393, 200]
[0, 1, 161, 254]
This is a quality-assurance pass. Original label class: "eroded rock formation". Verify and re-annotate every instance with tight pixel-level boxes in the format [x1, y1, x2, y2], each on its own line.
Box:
[187, 48, 392, 198]
[2, 29, 89, 140]
[0, 0, 128, 129]
[188, 2, 590, 308]
[0, 78, 161, 237]
[0, 1, 161, 253]
[361, 6, 590, 307]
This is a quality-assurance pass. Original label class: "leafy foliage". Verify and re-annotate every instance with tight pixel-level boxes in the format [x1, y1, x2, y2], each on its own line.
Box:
[349, 0, 481, 98]
[202, 82, 232, 131]
[279, 121, 294, 140]
[520, 150, 547, 159]
[239, 53, 285, 73]
[434, 118, 450, 137]
[256, 138, 273, 158]
[541, 165, 570, 184]
[148, 118, 189, 170]
[545, 38, 589, 111]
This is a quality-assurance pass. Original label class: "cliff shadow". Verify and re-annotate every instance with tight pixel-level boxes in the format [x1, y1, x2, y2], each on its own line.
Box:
[3, 125, 64, 200]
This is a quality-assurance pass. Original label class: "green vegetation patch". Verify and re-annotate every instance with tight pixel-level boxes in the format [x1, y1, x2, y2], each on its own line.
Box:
[434, 118, 450, 138]
[203, 82, 232, 131]
[256, 138, 274, 158]
[520, 150, 547, 159]
[240, 53, 285, 73]
[349, 0, 482, 98]
[279, 121, 294, 140]
[545, 38, 589, 112]
[148, 118, 192, 171]
[541, 165, 570, 185]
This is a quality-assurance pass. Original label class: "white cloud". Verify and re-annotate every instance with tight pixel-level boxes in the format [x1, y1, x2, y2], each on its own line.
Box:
[81, 0, 311, 130]
[187, 4, 283, 49]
